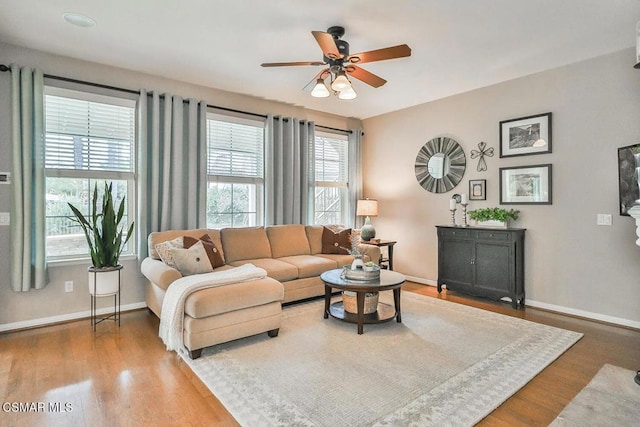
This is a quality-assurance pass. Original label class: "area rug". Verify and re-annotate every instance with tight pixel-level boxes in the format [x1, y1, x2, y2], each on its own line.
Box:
[550, 364, 640, 426]
[182, 292, 582, 426]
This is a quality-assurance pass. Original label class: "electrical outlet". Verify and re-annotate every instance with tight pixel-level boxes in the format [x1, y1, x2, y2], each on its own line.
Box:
[0, 212, 9, 226]
[64, 281, 74, 293]
[596, 214, 612, 226]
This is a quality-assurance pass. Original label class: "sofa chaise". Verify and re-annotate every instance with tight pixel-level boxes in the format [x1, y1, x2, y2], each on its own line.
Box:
[141, 224, 380, 358]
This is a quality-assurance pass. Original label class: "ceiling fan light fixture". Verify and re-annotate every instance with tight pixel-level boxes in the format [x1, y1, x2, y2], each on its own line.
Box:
[311, 79, 330, 98]
[331, 72, 351, 91]
[338, 86, 357, 100]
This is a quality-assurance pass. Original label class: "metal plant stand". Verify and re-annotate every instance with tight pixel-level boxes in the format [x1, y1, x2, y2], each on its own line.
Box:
[90, 265, 122, 331]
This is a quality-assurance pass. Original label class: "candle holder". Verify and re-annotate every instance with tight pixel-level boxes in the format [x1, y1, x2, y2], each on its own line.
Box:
[461, 202, 469, 227]
[449, 208, 457, 226]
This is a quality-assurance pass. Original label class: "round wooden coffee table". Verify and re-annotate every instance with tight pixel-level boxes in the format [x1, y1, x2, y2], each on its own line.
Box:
[321, 268, 406, 334]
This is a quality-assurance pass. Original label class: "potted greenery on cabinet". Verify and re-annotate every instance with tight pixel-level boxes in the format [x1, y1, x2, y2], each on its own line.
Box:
[68, 182, 134, 296]
[468, 207, 519, 228]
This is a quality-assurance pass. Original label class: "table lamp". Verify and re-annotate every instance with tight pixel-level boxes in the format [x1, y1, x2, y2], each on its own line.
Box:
[357, 199, 378, 241]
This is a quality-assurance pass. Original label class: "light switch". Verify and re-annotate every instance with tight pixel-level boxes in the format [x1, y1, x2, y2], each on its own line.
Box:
[596, 214, 612, 226]
[0, 212, 9, 225]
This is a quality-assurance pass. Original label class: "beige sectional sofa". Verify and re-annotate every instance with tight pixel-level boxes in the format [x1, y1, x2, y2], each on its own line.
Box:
[141, 224, 380, 358]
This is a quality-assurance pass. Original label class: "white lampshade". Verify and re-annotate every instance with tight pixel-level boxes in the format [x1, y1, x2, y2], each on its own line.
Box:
[356, 199, 378, 217]
[338, 86, 357, 100]
[311, 79, 330, 98]
[331, 72, 351, 91]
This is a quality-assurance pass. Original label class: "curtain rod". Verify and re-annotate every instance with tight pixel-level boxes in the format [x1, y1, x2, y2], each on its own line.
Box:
[0, 63, 358, 135]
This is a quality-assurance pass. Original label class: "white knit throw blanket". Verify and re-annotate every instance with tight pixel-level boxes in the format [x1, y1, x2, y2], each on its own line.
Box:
[159, 263, 267, 353]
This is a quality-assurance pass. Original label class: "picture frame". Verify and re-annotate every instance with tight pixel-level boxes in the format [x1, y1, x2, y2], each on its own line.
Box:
[618, 143, 640, 216]
[500, 164, 552, 205]
[499, 112, 552, 158]
[469, 179, 486, 200]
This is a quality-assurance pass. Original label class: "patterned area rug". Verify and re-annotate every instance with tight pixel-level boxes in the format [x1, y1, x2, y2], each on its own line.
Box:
[182, 292, 582, 426]
[550, 364, 640, 426]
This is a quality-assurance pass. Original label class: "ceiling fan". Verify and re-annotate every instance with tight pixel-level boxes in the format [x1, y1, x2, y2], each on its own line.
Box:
[261, 26, 411, 100]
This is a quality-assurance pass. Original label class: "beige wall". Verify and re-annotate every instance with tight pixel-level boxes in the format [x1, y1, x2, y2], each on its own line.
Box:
[363, 48, 640, 326]
[0, 41, 362, 328]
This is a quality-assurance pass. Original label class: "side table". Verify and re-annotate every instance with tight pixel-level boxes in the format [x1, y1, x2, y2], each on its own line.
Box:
[362, 239, 397, 270]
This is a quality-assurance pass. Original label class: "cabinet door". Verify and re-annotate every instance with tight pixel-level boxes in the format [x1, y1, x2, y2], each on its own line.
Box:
[474, 242, 512, 293]
[439, 238, 473, 287]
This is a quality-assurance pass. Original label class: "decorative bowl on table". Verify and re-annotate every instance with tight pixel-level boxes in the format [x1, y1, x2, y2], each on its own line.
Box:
[342, 264, 381, 281]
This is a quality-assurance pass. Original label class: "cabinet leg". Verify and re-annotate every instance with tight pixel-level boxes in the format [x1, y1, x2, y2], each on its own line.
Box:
[437, 283, 443, 293]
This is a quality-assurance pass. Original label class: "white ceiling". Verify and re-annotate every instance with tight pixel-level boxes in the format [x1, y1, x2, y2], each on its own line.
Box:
[0, 1, 638, 119]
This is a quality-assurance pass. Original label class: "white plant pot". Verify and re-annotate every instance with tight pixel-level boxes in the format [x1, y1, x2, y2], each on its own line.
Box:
[351, 257, 365, 271]
[88, 266, 122, 296]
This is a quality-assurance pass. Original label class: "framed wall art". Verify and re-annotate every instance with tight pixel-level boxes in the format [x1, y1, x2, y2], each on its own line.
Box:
[469, 179, 486, 200]
[618, 143, 640, 216]
[499, 112, 552, 158]
[500, 164, 552, 205]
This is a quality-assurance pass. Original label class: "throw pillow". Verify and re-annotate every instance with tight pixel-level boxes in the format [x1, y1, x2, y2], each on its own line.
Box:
[321, 227, 352, 255]
[154, 237, 184, 268]
[183, 234, 224, 269]
[169, 241, 214, 276]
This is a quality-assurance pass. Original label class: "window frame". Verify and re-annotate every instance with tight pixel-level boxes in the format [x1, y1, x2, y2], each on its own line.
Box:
[313, 131, 350, 226]
[44, 86, 137, 262]
[205, 112, 266, 229]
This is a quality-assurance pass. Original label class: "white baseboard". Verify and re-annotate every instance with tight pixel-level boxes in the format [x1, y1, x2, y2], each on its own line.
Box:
[0, 302, 148, 333]
[405, 275, 437, 286]
[404, 275, 639, 330]
[525, 299, 640, 330]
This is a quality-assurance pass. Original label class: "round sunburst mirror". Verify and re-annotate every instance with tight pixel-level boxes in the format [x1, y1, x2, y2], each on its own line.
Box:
[415, 137, 466, 193]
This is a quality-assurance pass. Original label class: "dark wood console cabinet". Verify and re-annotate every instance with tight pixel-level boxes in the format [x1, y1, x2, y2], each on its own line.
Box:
[436, 226, 525, 308]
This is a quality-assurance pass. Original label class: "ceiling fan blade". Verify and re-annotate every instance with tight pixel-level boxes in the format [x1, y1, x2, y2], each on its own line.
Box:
[347, 44, 411, 64]
[261, 61, 326, 67]
[302, 68, 330, 90]
[311, 31, 343, 59]
[345, 65, 387, 88]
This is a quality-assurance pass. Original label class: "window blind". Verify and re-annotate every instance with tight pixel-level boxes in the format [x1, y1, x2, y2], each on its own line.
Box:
[45, 95, 134, 172]
[207, 119, 264, 179]
[315, 134, 348, 183]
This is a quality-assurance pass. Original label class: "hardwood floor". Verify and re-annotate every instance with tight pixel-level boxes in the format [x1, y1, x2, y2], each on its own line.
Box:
[1, 283, 638, 426]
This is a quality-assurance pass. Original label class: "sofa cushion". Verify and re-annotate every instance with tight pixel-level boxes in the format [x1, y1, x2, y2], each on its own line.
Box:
[221, 227, 272, 264]
[267, 224, 311, 258]
[148, 229, 224, 262]
[321, 227, 352, 255]
[154, 237, 184, 268]
[277, 255, 338, 279]
[184, 276, 284, 319]
[184, 234, 224, 268]
[316, 253, 354, 268]
[229, 258, 298, 282]
[305, 226, 323, 255]
[170, 241, 214, 276]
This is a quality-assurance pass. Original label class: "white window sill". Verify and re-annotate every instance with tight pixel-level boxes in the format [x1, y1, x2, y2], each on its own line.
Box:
[47, 254, 138, 268]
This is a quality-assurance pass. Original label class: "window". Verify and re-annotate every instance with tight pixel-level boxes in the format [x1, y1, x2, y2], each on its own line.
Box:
[206, 114, 265, 228]
[313, 132, 349, 225]
[44, 87, 136, 260]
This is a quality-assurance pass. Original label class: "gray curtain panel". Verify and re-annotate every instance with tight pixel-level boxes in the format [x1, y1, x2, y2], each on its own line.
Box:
[137, 90, 207, 258]
[265, 115, 315, 225]
[10, 65, 49, 291]
[348, 129, 364, 229]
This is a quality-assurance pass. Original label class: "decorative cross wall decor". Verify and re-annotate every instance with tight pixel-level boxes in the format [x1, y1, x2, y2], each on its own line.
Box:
[470, 141, 494, 172]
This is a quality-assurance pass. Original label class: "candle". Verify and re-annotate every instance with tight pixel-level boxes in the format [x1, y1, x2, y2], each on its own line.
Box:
[449, 199, 457, 210]
[461, 193, 468, 204]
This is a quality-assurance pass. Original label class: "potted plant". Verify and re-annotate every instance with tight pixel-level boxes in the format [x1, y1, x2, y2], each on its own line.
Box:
[68, 182, 134, 296]
[468, 207, 520, 228]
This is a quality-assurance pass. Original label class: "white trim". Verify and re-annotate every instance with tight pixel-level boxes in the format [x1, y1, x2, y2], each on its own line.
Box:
[404, 275, 640, 330]
[0, 302, 147, 333]
[405, 275, 438, 286]
[525, 299, 640, 330]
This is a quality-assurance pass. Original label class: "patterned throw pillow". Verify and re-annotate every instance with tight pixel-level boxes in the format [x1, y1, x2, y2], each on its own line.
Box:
[169, 241, 214, 276]
[154, 237, 184, 268]
[321, 227, 352, 255]
[183, 234, 224, 269]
